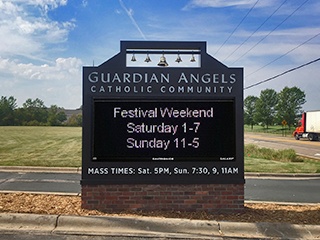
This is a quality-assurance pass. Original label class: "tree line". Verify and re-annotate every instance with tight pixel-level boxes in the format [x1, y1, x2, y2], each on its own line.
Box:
[1, 87, 306, 128]
[0, 96, 82, 126]
[244, 86, 306, 130]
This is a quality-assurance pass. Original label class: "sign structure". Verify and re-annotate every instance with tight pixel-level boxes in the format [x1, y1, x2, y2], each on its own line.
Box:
[282, 120, 287, 126]
[82, 41, 244, 184]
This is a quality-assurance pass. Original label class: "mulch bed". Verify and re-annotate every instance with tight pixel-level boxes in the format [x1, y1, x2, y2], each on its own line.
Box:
[0, 193, 319, 225]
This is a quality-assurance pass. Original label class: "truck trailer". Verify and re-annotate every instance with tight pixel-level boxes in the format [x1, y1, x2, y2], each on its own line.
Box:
[293, 110, 320, 141]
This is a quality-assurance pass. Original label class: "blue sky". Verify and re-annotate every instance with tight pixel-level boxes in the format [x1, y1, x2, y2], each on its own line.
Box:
[1, 0, 319, 110]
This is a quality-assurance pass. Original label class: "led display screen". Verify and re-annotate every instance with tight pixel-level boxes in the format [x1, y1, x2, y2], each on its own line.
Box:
[93, 99, 235, 162]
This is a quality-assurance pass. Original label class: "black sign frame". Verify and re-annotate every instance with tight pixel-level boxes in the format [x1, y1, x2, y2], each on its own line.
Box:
[82, 41, 244, 185]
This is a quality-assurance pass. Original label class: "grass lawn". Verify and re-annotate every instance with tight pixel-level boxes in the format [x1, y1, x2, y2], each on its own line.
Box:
[244, 124, 294, 137]
[245, 157, 320, 173]
[0, 126, 81, 167]
[0, 126, 319, 173]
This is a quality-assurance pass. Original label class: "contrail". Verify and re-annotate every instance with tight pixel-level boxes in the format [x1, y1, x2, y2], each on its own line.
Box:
[119, 0, 147, 40]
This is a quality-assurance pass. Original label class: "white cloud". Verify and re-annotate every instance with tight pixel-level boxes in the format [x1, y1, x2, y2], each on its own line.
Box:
[0, 0, 80, 108]
[0, 1, 20, 14]
[17, 0, 67, 13]
[0, 0, 75, 59]
[0, 57, 82, 108]
[1, 57, 82, 81]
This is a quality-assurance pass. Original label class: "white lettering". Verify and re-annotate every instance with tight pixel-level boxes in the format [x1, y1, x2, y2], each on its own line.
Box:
[230, 73, 237, 83]
[127, 138, 170, 151]
[90, 85, 96, 92]
[88, 72, 98, 83]
[127, 122, 178, 135]
[178, 72, 188, 83]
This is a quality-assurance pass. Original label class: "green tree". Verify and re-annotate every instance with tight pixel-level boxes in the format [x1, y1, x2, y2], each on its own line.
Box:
[276, 86, 306, 129]
[65, 113, 82, 126]
[22, 98, 48, 125]
[244, 95, 259, 129]
[47, 105, 67, 126]
[0, 96, 17, 125]
[254, 89, 278, 129]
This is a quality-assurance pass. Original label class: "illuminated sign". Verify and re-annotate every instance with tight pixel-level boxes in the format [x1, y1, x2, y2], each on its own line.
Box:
[93, 99, 235, 161]
[82, 41, 244, 184]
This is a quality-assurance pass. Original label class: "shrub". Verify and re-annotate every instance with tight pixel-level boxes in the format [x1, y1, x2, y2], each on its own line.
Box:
[245, 144, 303, 162]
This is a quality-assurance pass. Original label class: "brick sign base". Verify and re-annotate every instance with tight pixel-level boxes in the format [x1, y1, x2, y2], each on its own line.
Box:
[81, 184, 244, 212]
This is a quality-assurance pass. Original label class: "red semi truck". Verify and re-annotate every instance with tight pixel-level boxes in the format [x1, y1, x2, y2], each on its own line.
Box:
[293, 110, 320, 141]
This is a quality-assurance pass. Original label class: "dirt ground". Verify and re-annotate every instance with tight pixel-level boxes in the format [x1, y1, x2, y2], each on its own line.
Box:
[0, 193, 319, 225]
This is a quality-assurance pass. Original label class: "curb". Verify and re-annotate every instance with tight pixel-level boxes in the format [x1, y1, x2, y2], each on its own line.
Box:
[0, 213, 319, 239]
[0, 213, 57, 232]
[245, 172, 320, 178]
[55, 214, 218, 239]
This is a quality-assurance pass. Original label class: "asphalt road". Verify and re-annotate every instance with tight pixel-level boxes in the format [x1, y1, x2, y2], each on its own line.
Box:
[0, 172, 80, 195]
[245, 176, 320, 203]
[0, 171, 319, 203]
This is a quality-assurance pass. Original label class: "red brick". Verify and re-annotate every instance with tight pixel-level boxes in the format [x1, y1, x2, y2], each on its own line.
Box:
[81, 184, 244, 212]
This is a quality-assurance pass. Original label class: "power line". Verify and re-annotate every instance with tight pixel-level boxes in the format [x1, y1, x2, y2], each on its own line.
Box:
[244, 57, 320, 90]
[223, 0, 288, 61]
[214, 0, 259, 55]
[232, 0, 310, 64]
[245, 32, 320, 78]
